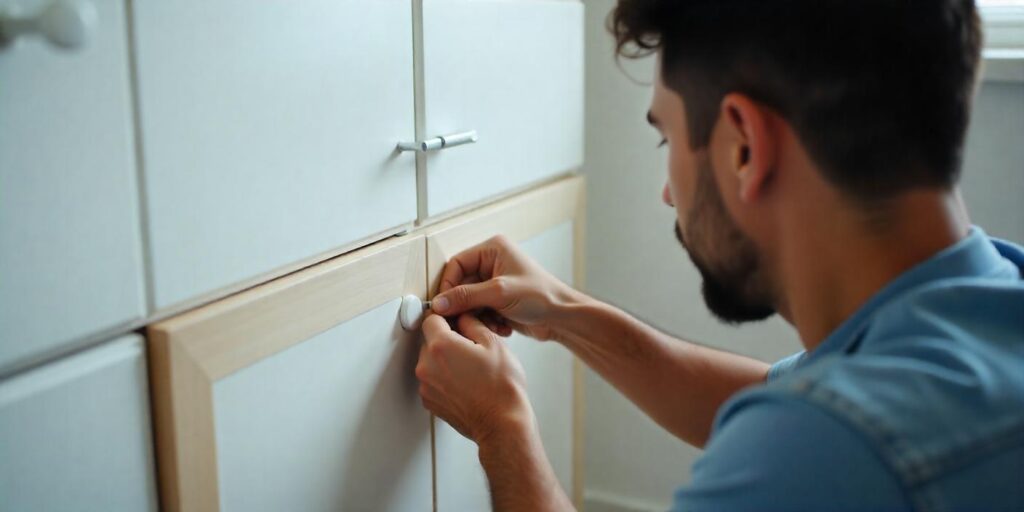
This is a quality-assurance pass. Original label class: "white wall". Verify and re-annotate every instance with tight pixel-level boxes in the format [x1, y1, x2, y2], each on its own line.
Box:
[581, 1, 1024, 509]
[961, 80, 1024, 244]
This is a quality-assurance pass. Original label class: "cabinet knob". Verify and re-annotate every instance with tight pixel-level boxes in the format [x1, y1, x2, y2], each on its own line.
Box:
[398, 130, 479, 153]
[0, 0, 97, 50]
[399, 295, 430, 331]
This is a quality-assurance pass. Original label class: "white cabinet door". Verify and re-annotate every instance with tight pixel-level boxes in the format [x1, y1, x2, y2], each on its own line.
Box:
[426, 176, 584, 509]
[421, 0, 584, 217]
[213, 299, 432, 512]
[0, 0, 146, 373]
[133, 0, 418, 310]
[0, 335, 158, 511]
[149, 235, 431, 511]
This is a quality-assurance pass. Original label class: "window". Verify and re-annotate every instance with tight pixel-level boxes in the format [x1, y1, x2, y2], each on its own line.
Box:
[978, 0, 1024, 82]
[979, 0, 1024, 53]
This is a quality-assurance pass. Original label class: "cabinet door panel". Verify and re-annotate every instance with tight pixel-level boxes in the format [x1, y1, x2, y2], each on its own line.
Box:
[133, 0, 417, 309]
[149, 235, 429, 511]
[426, 176, 583, 509]
[422, 0, 584, 216]
[0, 335, 158, 511]
[213, 298, 431, 512]
[509, 221, 575, 490]
[0, 0, 146, 372]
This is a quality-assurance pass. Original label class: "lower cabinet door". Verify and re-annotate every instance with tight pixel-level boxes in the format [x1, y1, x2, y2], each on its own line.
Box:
[0, 335, 158, 511]
[148, 235, 431, 512]
[425, 176, 585, 509]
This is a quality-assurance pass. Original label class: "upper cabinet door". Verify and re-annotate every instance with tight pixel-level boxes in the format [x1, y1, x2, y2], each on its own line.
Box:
[148, 235, 431, 512]
[421, 0, 584, 217]
[0, 0, 146, 372]
[132, 0, 418, 310]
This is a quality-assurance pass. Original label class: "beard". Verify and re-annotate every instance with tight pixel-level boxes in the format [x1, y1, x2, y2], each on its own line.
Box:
[675, 157, 775, 324]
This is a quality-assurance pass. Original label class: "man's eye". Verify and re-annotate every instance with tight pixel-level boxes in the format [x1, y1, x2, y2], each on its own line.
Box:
[658, 138, 667, 148]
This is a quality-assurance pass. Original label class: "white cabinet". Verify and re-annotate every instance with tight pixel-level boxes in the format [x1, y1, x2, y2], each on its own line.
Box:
[0, 334, 158, 511]
[425, 176, 584, 509]
[132, 0, 418, 310]
[4, 1, 586, 508]
[0, 0, 146, 373]
[148, 235, 431, 511]
[421, 0, 585, 216]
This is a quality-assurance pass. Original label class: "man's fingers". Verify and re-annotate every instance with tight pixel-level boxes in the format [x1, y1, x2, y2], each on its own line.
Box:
[479, 310, 512, 337]
[496, 324, 513, 337]
[438, 239, 502, 293]
[433, 279, 509, 316]
[421, 313, 452, 342]
[456, 314, 497, 347]
[422, 313, 475, 356]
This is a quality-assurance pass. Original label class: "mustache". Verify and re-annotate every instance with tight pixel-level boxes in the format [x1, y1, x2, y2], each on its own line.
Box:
[674, 222, 686, 246]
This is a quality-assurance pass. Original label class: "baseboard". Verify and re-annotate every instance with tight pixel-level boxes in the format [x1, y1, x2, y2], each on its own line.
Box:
[583, 490, 667, 512]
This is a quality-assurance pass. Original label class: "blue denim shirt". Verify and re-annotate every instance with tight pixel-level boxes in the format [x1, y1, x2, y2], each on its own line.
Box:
[673, 228, 1024, 512]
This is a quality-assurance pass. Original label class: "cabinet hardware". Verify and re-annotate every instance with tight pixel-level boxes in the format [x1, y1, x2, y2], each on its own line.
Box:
[0, 0, 96, 50]
[397, 130, 479, 153]
[399, 295, 430, 331]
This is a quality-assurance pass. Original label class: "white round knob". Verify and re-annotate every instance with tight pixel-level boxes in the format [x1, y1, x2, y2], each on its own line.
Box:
[1, 0, 97, 50]
[399, 295, 427, 331]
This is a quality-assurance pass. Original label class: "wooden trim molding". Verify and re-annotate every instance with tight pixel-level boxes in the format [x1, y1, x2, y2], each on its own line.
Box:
[423, 174, 585, 294]
[147, 235, 427, 511]
[572, 175, 587, 509]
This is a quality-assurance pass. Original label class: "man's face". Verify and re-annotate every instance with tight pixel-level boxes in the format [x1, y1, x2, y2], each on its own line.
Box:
[649, 66, 775, 323]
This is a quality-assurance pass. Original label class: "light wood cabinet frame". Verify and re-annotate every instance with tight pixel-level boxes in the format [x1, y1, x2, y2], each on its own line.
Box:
[423, 174, 586, 507]
[147, 235, 427, 511]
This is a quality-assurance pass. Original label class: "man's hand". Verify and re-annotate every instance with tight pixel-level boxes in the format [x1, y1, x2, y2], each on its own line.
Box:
[415, 312, 534, 444]
[416, 312, 574, 511]
[431, 235, 582, 342]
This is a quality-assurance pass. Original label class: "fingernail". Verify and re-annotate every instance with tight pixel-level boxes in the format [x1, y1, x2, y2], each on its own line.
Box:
[433, 296, 449, 312]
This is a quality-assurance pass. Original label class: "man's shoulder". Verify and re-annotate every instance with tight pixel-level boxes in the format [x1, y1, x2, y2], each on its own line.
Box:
[865, 258, 1024, 350]
[715, 317, 1024, 511]
[694, 236, 1024, 510]
[676, 394, 911, 512]
[864, 231, 1023, 349]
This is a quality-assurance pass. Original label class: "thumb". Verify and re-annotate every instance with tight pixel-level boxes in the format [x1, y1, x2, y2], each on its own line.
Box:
[433, 279, 509, 316]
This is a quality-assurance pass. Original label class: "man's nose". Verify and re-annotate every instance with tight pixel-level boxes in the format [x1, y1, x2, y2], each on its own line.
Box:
[662, 182, 674, 207]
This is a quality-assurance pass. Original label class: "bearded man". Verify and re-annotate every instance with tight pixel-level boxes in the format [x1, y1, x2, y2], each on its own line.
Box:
[414, 1, 1024, 510]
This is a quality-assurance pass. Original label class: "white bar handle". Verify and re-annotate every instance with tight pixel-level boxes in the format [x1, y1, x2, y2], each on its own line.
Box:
[0, 0, 97, 50]
[398, 130, 479, 153]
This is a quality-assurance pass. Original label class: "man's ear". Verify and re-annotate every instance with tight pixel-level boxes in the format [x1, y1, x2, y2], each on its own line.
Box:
[719, 93, 778, 203]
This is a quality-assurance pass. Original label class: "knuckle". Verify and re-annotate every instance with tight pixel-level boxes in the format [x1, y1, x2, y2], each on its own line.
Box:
[420, 396, 434, 412]
[414, 364, 427, 381]
[491, 234, 511, 248]
[428, 340, 445, 358]
[491, 276, 511, 296]
[423, 314, 443, 329]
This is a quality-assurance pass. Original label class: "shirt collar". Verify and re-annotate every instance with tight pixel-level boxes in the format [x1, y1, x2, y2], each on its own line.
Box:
[804, 226, 1006, 364]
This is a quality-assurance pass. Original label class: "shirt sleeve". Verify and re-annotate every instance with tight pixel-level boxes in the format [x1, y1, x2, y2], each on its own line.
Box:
[672, 397, 911, 512]
[766, 351, 805, 382]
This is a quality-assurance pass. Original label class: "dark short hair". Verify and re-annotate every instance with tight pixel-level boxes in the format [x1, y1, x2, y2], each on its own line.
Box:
[610, 0, 982, 200]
